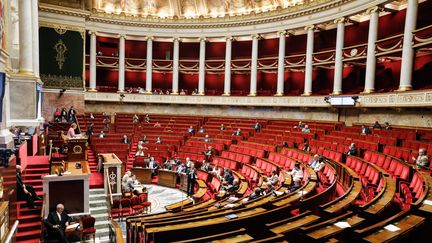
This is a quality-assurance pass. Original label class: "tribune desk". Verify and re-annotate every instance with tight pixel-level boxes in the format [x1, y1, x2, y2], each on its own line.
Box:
[101, 153, 123, 197]
[43, 161, 90, 218]
[158, 170, 177, 188]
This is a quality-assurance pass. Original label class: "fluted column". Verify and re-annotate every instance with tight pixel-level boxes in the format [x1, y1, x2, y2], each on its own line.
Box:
[249, 34, 260, 96]
[118, 34, 126, 92]
[19, 0, 34, 74]
[399, 0, 418, 91]
[303, 26, 315, 95]
[198, 37, 206, 95]
[89, 31, 97, 91]
[364, 7, 379, 93]
[332, 18, 345, 95]
[146, 36, 153, 93]
[224, 36, 233, 96]
[172, 37, 180, 94]
[276, 31, 286, 96]
[31, 0, 39, 78]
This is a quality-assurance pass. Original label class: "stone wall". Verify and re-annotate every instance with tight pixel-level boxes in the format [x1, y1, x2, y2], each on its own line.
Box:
[42, 90, 85, 122]
[84, 102, 432, 128]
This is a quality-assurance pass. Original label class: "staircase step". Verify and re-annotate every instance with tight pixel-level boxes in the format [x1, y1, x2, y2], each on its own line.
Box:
[90, 206, 109, 214]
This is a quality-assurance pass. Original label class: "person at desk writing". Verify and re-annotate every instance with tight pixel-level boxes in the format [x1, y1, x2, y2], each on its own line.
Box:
[45, 204, 72, 243]
[67, 123, 78, 138]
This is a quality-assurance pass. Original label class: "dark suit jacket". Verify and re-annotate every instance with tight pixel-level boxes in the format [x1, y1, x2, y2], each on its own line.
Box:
[45, 211, 72, 231]
[16, 172, 25, 195]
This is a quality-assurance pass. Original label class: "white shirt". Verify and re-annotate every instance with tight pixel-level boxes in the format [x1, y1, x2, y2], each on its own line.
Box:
[289, 168, 303, 182]
[57, 212, 62, 222]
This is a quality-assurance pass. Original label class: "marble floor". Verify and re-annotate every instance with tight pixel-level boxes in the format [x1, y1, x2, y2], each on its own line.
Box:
[99, 184, 187, 242]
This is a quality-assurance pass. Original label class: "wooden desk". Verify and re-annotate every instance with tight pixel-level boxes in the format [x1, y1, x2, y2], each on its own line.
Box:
[52, 161, 90, 175]
[306, 215, 364, 240]
[131, 168, 152, 184]
[362, 214, 425, 243]
[269, 213, 321, 234]
[158, 170, 177, 188]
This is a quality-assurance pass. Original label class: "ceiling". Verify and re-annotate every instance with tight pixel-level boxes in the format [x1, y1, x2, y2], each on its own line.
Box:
[91, 0, 307, 19]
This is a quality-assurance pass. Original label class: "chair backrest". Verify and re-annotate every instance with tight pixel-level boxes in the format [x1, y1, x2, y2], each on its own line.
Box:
[139, 194, 148, 203]
[131, 196, 140, 205]
[121, 198, 131, 207]
[82, 216, 96, 229]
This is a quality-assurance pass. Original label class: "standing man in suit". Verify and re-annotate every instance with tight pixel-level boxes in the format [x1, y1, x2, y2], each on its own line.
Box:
[186, 163, 197, 197]
[16, 165, 41, 209]
[45, 204, 72, 243]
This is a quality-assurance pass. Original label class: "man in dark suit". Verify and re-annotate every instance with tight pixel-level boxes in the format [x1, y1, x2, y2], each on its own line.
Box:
[67, 106, 76, 123]
[186, 163, 197, 197]
[121, 135, 130, 144]
[16, 165, 41, 209]
[45, 204, 72, 243]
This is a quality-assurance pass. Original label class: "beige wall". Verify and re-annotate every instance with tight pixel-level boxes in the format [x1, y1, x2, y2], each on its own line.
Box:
[84, 102, 432, 128]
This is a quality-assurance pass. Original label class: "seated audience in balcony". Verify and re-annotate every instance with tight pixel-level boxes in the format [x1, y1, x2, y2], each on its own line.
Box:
[294, 121, 305, 129]
[159, 90, 164, 95]
[220, 124, 225, 130]
[187, 125, 195, 134]
[201, 161, 213, 172]
[121, 135, 130, 144]
[264, 170, 279, 187]
[247, 188, 263, 201]
[132, 114, 139, 123]
[384, 122, 391, 130]
[303, 142, 311, 152]
[166, 90, 170, 95]
[16, 165, 41, 209]
[313, 157, 325, 172]
[301, 125, 311, 133]
[122, 171, 132, 191]
[288, 163, 303, 184]
[60, 108, 68, 122]
[89, 113, 95, 119]
[372, 121, 381, 129]
[413, 148, 430, 169]
[198, 126, 205, 133]
[45, 204, 72, 243]
[99, 131, 105, 138]
[155, 136, 162, 144]
[180, 89, 186, 95]
[154, 122, 161, 128]
[144, 114, 150, 123]
[226, 180, 239, 195]
[360, 125, 371, 134]
[232, 128, 241, 136]
[54, 108, 61, 122]
[137, 87, 145, 93]
[204, 134, 212, 142]
[347, 143, 357, 156]
[67, 123, 78, 138]
[68, 106, 76, 122]
[254, 122, 262, 132]
[192, 89, 198, 95]
[309, 154, 320, 168]
[127, 87, 133, 93]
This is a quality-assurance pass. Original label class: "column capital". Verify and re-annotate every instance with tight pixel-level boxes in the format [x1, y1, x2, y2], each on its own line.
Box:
[88, 30, 97, 36]
[334, 17, 346, 24]
[366, 6, 383, 14]
[199, 37, 207, 42]
[277, 30, 287, 36]
[146, 36, 154, 41]
[225, 36, 235, 42]
[118, 33, 126, 39]
[304, 25, 316, 31]
[173, 37, 182, 42]
[251, 34, 262, 40]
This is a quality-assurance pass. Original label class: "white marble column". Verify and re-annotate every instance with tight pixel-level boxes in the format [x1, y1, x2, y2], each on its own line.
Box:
[89, 31, 97, 91]
[198, 37, 206, 95]
[364, 7, 379, 93]
[31, 0, 39, 78]
[276, 31, 286, 96]
[303, 26, 315, 95]
[146, 36, 153, 93]
[172, 38, 180, 94]
[332, 18, 345, 95]
[117, 34, 125, 92]
[249, 34, 260, 96]
[18, 0, 34, 74]
[223, 36, 233, 96]
[399, 0, 418, 91]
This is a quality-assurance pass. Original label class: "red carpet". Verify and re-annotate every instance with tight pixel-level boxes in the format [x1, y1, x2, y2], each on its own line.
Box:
[90, 173, 104, 188]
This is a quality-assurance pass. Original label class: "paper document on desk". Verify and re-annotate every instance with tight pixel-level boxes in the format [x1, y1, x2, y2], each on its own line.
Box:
[423, 199, 432, 206]
[66, 223, 80, 230]
[384, 224, 400, 232]
[334, 221, 351, 228]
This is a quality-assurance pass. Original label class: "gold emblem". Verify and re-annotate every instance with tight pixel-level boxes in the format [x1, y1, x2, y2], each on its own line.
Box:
[73, 145, 82, 154]
[54, 39, 68, 70]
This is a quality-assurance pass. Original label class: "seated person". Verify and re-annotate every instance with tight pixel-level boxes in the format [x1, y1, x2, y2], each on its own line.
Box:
[309, 154, 320, 168]
[384, 122, 391, 130]
[220, 124, 225, 131]
[45, 204, 72, 243]
[144, 114, 150, 123]
[285, 179, 302, 194]
[17, 165, 41, 209]
[288, 163, 303, 184]
[122, 171, 132, 191]
[67, 123, 78, 138]
[132, 114, 139, 123]
[121, 135, 130, 144]
[180, 89, 186, 95]
[413, 148, 430, 169]
[211, 165, 222, 179]
[347, 143, 357, 156]
[254, 122, 262, 132]
[313, 157, 325, 172]
[198, 126, 205, 133]
[176, 162, 187, 174]
[99, 131, 105, 138]
[204, 146, 215, 157]
[372, 121, 381, 129]
[301, 125, 311, 133]
[223, 169, 234, 186]
[125, 175, 140, 193]
[89, 113, 95, 119]
[295, 121, 305, 129]
[140, 135, 149, 144]
[303, 142, 311, 152]
[226, 180, 240, 195]
[264, 170, 279, 188]
[247, 188, 263, 201]
[360, 125, 371, 134]
[201, 161, 213, 172]
[203, 134, 212, 142]
[153, 122, 161, 128]
[155, 137, 162, 144]
[163, 159, 176, 171]
[187, 126, 195, 134]
[166, 90, 170, 95]
[232, 128, 241, 136]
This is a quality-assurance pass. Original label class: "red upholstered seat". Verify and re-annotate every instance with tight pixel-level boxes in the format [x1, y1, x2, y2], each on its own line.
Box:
[131, 196, 144, 214]
[81, 216, 96, 242]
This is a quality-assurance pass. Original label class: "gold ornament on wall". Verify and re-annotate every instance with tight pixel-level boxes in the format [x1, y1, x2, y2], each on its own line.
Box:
[54, 39, 68, 70]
